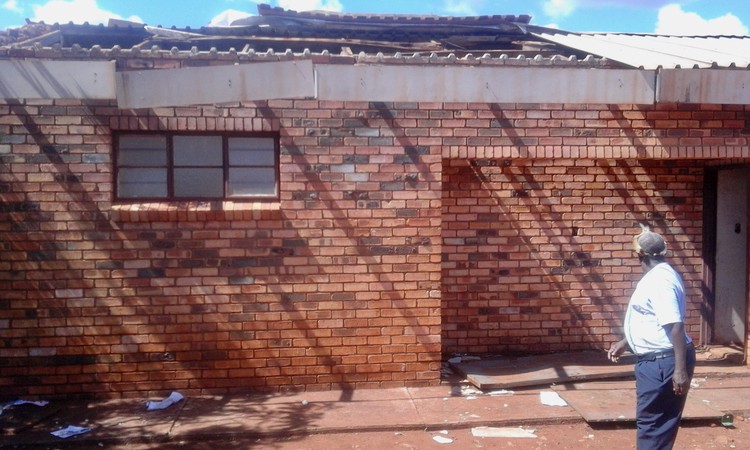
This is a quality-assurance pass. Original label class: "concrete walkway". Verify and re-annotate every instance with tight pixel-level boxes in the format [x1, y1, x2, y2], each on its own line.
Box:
[2, 359, 749, 448]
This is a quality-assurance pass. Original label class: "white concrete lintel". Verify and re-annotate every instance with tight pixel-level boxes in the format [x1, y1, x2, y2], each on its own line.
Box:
[658, 69, 750, 105]
[116, 60, 315, 109]
[0, 59, 115, 100]
[316, 64, 657, 104]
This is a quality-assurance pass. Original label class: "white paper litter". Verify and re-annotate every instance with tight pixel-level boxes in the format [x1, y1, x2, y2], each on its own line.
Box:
[540, 391, 568, 407]
[145, 391, 184, 411]
[461, 386, 482, 396]
[487, 389, 515, 396]
[51, 425, 91, 439]
[11, 400, 49, 407]
[0, 399, 49, 416]
[433, 435, 454, 444]
[471, 426, 537, 438]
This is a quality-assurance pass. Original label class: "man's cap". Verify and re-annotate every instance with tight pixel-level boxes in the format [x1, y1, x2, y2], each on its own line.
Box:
[633, 226, 667, 257]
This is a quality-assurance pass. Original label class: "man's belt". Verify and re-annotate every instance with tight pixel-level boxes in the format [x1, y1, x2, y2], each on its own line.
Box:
[637, 348, 674, 361]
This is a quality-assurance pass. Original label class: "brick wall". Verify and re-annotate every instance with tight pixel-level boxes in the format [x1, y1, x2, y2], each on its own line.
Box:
[442, 158, 706, 355]
[0, 98, 443, 398]
[1, 97, 749, 398]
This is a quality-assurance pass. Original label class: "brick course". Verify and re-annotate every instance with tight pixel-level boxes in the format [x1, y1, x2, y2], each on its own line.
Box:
[1, 96, 749, 398]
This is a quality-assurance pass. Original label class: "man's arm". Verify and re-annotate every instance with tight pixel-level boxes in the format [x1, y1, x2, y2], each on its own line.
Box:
[607, 338, 630, 363]
[665, 322, 690, 395]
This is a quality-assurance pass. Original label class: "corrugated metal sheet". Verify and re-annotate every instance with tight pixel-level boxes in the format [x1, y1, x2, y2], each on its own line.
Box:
[531, 31, 750, 69]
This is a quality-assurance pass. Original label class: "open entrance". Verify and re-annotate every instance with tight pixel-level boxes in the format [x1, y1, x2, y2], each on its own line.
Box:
[709, 167, 749, 348]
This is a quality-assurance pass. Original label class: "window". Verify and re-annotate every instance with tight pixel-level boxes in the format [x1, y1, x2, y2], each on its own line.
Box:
[115, 133, 278, 201]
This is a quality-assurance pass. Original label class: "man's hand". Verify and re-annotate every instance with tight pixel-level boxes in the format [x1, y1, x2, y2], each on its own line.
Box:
[607, 339, 629, 363]
[672, 368, 690, 396]
[665, 322, 691, 396]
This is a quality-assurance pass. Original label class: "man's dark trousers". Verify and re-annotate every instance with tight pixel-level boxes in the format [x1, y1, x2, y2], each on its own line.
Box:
[634, 347, 696, 450]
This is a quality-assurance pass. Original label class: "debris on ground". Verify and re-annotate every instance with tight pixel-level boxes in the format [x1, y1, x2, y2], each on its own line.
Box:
[432, 430, 454, 444]
[471, 426, 537, 438]
[0, 399, 49, 415]
[145, 391, 184, 411]
[540, 391, 568, 407]
[50, 425, 91, 439]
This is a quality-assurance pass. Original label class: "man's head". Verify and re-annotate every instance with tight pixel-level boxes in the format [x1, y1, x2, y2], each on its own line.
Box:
[633, 226, 667, 258]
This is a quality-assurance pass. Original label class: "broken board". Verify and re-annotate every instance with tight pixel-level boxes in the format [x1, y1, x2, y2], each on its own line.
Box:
[451, 351, 635, 390]
[553, 381, 723, 423]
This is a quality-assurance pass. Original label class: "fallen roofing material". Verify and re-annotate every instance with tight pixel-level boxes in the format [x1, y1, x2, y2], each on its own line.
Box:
[553, 381, 722, 423]
[450, 351, 635, 390]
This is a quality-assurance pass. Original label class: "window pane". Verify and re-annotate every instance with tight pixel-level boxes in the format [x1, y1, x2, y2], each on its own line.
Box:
[174, 168, 223, 198]
[174, 136, 222, 166]
[118, 135, 167, 166]
[118, 168, 167, 198]
[229, 137, 275, 166]
[228, 168, 276, 196]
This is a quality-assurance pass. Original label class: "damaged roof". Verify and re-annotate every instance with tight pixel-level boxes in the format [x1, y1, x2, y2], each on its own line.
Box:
[532, 29, 750, 69]
[1, 3, 749, 70]
[0, 3, 594, 63]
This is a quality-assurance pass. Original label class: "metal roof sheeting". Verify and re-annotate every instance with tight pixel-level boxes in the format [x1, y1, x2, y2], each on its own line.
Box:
[531, 30, 750, 69]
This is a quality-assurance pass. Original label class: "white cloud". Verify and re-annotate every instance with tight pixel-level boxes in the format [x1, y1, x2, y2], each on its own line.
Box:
[442, 0, 486, 16]
[656, 4, 749, 36]
[208, 9, 254, 27]
[3, 0, 22, 13]
[209, 0, 344, 27]
[32, 0, 142, 25]
[542, 0, 674, 20]
[542, 0, 578, 19]
[277, 0, 343, 12]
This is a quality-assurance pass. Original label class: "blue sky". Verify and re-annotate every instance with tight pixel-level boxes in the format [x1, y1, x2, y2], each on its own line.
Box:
[1, 0, 749, 35]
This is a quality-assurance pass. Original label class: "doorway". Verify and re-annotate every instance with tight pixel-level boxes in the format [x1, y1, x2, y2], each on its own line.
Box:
[712, 167, 749, 345]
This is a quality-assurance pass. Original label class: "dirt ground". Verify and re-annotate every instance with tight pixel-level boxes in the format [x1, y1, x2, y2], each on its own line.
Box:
[34, 414, 743, 450]
[5, 347, 746, 450]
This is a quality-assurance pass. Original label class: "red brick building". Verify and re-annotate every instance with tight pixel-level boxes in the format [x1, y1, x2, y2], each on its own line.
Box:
[1, 5, 748, 398]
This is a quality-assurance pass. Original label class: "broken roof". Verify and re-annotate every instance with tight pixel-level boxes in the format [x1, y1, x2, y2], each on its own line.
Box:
[3, 3, 750, 108]
[0, 3, 592, 63]
[3, 3, 749, 70]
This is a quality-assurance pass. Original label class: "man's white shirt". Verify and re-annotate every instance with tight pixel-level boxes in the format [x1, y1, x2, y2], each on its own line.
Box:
[624, 262, 691, 355]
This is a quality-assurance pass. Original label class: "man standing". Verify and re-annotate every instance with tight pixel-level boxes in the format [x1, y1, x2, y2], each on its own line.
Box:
[608, 227, 696, 450]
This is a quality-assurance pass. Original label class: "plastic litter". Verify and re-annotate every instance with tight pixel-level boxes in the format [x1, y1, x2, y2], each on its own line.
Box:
[487, 389, 515, 396]
[0, 399, 49, 416]
[432, 435, 454, 444]
[471, 426, 537, 438]
[145, 391, 184, 411]
[540, 391, 568, 407]
[51, 425, 91, 439]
